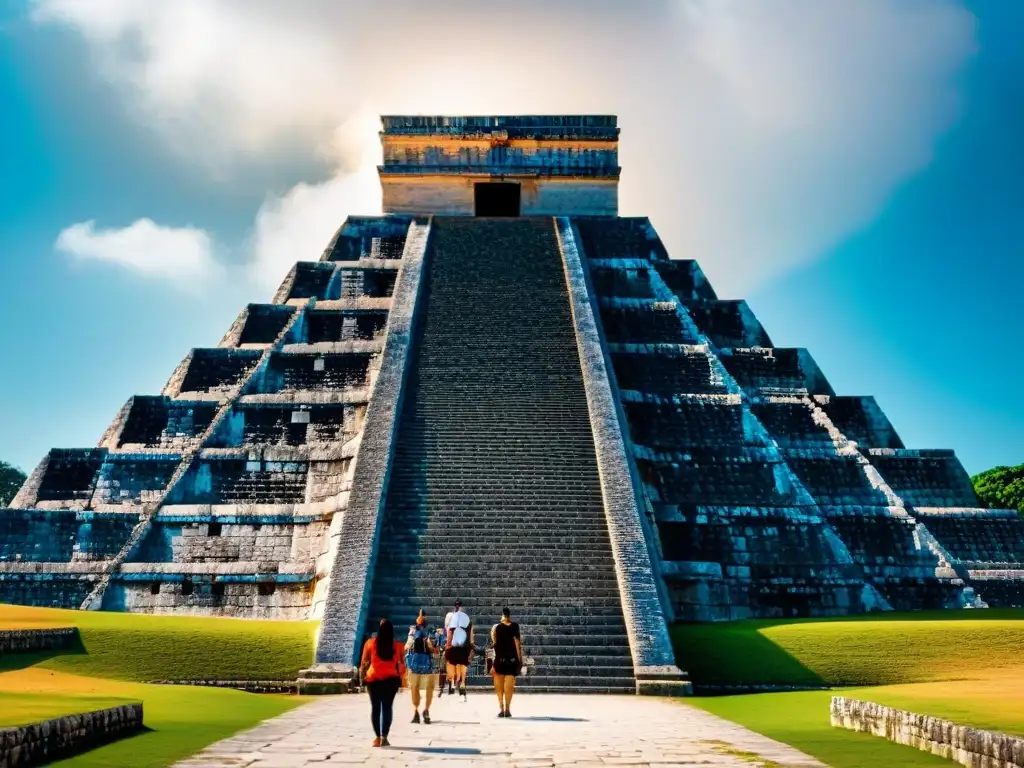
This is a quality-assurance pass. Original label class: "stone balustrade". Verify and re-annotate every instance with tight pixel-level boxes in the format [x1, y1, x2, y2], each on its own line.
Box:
[831, 697, 1024, 768]
[0, 627, 76, 653]
[0, 703, 143, 767]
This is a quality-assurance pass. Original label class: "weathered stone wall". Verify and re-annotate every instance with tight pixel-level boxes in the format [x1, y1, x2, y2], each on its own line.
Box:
[116, 579, 312, 619]
[0, 627, 76, 653]
[0, 703, 143, 767]
[831, 697, 1024, 768]
[381, 176, 617, 217]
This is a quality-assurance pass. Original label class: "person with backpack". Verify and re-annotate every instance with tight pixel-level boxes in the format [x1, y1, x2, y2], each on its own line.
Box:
[489, 606, 523, 718]
[404, 610, 436, 724]
[359, 618, 406, 747]
[434, 626, 448, 697]
[444, 599, 472, 698]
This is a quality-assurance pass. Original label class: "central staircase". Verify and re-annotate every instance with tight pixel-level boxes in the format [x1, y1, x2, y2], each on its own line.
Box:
[367, 217, 635, 692]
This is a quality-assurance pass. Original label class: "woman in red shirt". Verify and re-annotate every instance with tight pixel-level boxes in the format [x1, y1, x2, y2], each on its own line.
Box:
[360, 618, 406, 746]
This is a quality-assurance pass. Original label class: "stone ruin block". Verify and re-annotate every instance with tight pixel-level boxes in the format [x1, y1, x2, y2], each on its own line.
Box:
[590, 266, 657, 299]
[750, 401, 835, 449]
[112, 575, 315, 619]
[0, 573, 96, 610]
[917, 513, 1024, 566]
[117, 397, 219, 450]
[210, 403, 359, 448]
[323, 215, 412, 262]
[287, 262, 337, 301]
[786, 455, 890, 507]
[167, 459, 309, 506]
[658, 507, 863, 620]
[176, 349, 262, 396]
[575, 217, 669, 262]
[612, 348, 728, 396]
[685, 300, 773, 350]
[599, 302, 692, 345]
[816, 395, 904, 449]
[131, 518, 321, 565]
[639, 449, 795, 508]
[72, 512, 139, 561]
[0, 508, 78, 562]
[623, 398, 748, 450]
[93, 454, 181, 506]
[237, 304, 296, 345]
[36, 449, 106, 505]
[651, 259, 717, 303]
[719, 347, 832, 395]
[254, 352, 373, 395]
[304, 309, 389, 344]
[869, 450, 978, 507]
[338, 268, 397, 299]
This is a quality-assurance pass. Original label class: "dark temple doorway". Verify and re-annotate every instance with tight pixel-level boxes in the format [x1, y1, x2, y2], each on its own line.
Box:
[474, 182, 521, 217]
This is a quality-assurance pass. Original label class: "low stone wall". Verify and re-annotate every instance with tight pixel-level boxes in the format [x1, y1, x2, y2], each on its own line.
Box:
[0, 628, 77, 654]
[0, 703, 143, 767]
[831, 697, 1024, 768]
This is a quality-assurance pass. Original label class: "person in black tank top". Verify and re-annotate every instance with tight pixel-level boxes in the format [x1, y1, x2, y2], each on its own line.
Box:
[489, 607, 522, 718]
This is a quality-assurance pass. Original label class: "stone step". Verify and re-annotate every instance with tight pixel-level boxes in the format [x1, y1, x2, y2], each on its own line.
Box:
[366, 218, 632, 688]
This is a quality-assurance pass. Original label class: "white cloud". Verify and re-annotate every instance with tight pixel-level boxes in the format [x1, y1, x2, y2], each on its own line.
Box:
[56, 218, 219, 286]
[32, 0, 977, 295]
[250, 161, 381, 292]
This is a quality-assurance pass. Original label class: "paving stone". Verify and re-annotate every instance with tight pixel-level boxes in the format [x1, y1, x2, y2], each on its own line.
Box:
[174, 694, 824, 767]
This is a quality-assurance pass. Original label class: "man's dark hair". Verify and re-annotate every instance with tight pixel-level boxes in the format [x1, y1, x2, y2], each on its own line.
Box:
[502, 606, 511, 618]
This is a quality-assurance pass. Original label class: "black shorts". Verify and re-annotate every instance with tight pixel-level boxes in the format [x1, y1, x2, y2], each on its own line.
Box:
[493, 657, 521, 676]
[445, 645, 471, 666]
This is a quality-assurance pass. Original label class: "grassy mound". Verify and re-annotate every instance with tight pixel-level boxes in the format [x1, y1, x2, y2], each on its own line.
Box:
[0, 604, 314, 766]
[672, 609, 1024, 688]
[0, 603, 316, 681]
[676, 610, 1024, 768]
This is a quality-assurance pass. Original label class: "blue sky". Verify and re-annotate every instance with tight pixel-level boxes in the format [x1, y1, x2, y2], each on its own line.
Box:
[0, 0, 1020, 476]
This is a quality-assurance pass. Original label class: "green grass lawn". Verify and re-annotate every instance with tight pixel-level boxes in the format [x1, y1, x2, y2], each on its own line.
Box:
[687, 690, 953, 768]
[0, 604, 313, 766]
[0, 603, 316, 681]
[671, 609, 1024, 688]
[0, 691, 132, 727]
[673, 610, 1024, 768]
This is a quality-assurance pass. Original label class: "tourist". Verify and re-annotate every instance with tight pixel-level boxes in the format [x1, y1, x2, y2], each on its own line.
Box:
[404, 610, 436, 724]
[359, 618, 406, 747]
[434, 626, 448, 696]
[444, 599, 472, 698]
[490, 607, 523, 718]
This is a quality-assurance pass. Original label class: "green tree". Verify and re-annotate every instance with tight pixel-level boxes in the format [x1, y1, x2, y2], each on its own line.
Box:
[0, 461, 27, 507]
[972, 463, 1024, 517]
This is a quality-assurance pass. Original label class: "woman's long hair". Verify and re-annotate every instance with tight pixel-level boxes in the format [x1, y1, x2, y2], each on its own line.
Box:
[374, 618, 395, 660]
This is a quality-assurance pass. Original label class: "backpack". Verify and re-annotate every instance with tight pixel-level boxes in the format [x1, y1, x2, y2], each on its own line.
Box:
[406, 627, 432, 675]
[411, 626, 428, 655]
[447, 611, 470, 647]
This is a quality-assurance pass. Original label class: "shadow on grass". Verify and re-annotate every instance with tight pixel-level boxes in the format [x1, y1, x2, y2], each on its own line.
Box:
[0, 631, 87, 673]
[671, 622, 824, 691]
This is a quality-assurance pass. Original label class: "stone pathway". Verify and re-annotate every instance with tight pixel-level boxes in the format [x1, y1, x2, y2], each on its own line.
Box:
[175, 693, 826, 767]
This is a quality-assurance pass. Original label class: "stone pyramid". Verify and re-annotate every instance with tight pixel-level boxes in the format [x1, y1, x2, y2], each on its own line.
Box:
[4, 115, 1022, 694]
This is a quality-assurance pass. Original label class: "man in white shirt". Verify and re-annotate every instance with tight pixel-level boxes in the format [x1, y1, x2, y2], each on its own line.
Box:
[443, 599, 472, 698]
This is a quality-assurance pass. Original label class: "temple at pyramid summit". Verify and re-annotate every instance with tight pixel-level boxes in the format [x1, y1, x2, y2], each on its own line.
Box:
[4, 115, 1024, 694]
